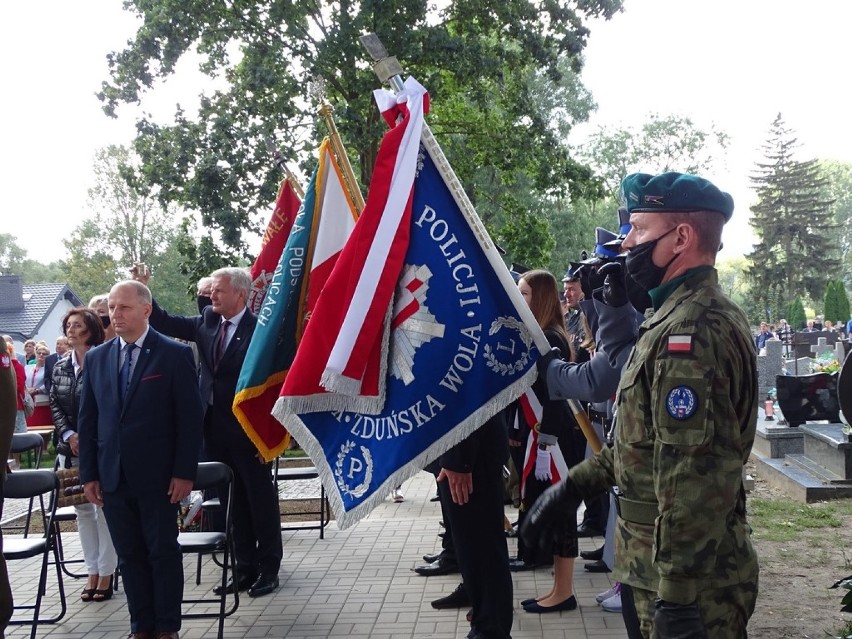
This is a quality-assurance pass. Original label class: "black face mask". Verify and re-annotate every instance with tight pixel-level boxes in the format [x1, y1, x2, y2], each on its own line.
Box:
[625, 226, 679, 292]
[197, 295, 212, 314]
[626, 271, 652, 314]
[99, 314, 111, 328]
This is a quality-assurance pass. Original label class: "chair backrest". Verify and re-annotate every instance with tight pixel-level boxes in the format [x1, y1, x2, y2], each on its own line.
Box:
[9, 433, 44, 468]
[4, 469, 58, 500]
[193, 462, 233, 491]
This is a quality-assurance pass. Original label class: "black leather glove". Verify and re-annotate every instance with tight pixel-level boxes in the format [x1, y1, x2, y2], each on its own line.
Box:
[593, 261, 628, 307]
[535, 347, 560, 380]
[520, 476, 584, 555]
[654, 600, 708, 639]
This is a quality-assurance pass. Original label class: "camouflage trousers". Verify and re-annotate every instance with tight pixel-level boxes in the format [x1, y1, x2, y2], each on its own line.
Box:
[628, 577, 758, 638]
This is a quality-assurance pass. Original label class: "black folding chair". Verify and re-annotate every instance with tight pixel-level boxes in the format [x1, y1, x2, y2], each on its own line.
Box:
[179, 462, 238, 639]
[3, 469, 66, 638]
[7, 433, 45, 537]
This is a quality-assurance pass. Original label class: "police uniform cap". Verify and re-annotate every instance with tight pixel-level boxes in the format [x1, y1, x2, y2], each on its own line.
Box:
[622, 172, 734, 222]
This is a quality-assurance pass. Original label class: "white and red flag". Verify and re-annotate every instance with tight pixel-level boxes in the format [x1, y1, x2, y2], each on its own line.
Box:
[276, 77, 429, 414]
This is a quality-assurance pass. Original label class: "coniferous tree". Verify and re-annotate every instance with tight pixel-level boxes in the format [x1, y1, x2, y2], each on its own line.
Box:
[824, 279, 850, 326]
[787, 298, 807, 330]
[747, 114, 840, 320]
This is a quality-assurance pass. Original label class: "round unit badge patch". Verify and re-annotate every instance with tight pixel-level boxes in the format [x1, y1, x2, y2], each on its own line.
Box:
[666, 386, 698, 420]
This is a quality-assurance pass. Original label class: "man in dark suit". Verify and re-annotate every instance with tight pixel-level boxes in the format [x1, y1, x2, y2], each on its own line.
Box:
[78, 280, 203, 639]
[133, 266, 283, 598]
[434, 412, 513, 639]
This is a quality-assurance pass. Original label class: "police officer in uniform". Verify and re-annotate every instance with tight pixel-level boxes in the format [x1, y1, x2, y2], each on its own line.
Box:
[524, 172, 759, 638]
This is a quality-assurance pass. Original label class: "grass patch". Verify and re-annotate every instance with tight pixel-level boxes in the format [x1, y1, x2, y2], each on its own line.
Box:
[749, 497, 852, 542]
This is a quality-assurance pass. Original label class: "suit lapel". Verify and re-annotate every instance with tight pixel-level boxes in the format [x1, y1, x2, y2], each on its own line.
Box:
[120, 330, 157, 416]
[108, 338, 121, 406]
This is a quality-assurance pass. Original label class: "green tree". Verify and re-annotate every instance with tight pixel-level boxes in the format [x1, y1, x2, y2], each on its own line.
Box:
[716, 256, 749, 308]
[99, 1, 621, 276]
[824, 279, 850, 326]
[576, 113, 730, 198]
[63, 145, 194, 308]
[817, 159, 852, 288]
[17, 260, 68, 285]
[787, 298, 807, 330]
[0, 233, 27, 274]
[747, 114, 840, 321]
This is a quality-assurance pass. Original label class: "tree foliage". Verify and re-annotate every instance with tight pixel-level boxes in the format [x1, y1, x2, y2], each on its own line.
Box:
[817, 159, 852, 288]
[786, 298, 807, 330]
[0, 233, 27, 275]
[746, 114, 840, 322]
[576, 113, 730, 198]
[98, 0, 622, 276]
[62, 145, 195, 313]
[823, 279, 850, 326]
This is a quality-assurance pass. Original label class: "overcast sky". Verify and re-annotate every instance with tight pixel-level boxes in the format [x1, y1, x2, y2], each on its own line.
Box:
[3, 0, 851, 264]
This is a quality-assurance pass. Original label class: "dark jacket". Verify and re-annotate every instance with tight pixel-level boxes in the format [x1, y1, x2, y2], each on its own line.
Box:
[78, 329, 204, 494]
[49, 355, 78, 459]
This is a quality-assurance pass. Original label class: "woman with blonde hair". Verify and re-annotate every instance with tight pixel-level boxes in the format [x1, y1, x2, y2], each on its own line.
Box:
[88, 294, 115, 342]
[24, 342, 52, 428]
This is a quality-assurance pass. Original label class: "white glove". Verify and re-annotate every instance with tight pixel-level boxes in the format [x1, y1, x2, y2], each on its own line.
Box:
[535, 448, 552, 481]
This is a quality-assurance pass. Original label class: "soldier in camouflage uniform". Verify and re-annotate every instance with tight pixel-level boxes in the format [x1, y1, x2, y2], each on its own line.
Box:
[524, 171, 759, 639]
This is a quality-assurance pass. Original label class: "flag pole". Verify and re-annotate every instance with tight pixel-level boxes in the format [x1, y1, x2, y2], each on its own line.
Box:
[311, 81, 366, 212]
[358, 33, 552, 357]
[265, 137, 305, 199]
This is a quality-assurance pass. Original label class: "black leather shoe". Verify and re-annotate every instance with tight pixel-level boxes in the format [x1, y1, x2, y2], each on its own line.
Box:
[423, 552, 450, 564]
[508, 559, 549, 572]
[583, 559, 611, 573]
[431, 583, 470, 609]
[248, 573, 280, 597]
[429, 493, 440, 502]
[213, 572, 256, 596]
[580, 545, 604, 561]
[576, 522, 605, 538]
[414, 557, 459, 576]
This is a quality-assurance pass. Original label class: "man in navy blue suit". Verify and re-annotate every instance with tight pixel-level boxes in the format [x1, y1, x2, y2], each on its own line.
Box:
[133, 266, 283, 599]
[78, 280, 203, 639]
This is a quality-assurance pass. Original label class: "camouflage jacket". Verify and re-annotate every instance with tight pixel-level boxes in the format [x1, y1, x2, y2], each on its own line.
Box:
[570, 268, 758, 604]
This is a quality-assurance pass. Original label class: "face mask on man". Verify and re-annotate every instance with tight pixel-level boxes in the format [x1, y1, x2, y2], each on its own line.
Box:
[624, 226, 679, 292]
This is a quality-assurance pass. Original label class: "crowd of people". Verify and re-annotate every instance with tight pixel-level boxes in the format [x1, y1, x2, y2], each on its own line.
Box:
[1, 170, 764, 639]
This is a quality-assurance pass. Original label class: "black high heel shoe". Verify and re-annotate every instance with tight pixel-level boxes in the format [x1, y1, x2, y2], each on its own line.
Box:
[92, 576, 114, 602]
[80, 588, 96, 602]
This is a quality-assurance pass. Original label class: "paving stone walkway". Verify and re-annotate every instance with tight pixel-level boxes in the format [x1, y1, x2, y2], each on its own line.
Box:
[3, 470, 627, 638]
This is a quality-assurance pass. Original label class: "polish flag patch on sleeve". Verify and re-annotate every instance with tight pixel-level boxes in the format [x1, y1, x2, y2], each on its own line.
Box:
[667, 334, 693, 354]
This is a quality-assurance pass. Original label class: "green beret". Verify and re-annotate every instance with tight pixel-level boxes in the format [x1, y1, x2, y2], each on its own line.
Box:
[621, 171, 734, 221]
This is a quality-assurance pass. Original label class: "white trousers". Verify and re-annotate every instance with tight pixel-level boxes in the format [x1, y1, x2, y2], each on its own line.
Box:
[57, 454, 118, 576]
[75, 502, 118, 576]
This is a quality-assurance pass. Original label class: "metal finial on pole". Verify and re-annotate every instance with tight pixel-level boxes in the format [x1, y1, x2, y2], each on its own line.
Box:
[264, 137, 305, 199]
[359, 34, 405, 92]
[310, 79, 366, 212]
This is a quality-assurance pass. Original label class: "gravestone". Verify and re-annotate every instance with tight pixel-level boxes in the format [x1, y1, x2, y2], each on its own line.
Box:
[836, 341, 847, 366]
[753, 338, 806, 458]
[793, 330, 837, 360]
[810, 337, 835, 360]
[754, 353, 852, 502]
[785, 357, 814, 376]
[757, 338, 784, 399]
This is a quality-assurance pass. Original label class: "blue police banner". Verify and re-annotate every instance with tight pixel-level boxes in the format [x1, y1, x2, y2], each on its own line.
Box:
[274, 133, 541, 528]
